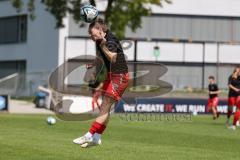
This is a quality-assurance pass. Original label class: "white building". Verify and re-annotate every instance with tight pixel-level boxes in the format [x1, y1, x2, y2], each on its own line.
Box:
[0, 0, 240, 95]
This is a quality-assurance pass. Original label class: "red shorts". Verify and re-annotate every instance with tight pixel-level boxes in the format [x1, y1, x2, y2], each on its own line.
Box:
[228, 96, 240, 109]
[228, 97, 238, 106]
[102, 72, 129, 101]
[207, 97, 219, 109]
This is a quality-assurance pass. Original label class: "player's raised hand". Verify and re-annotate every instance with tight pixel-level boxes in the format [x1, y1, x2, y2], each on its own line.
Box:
[99, 31, 106, 46]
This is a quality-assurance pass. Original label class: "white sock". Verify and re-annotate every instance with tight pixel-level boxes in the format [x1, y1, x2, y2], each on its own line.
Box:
[84, 132, 93, 139]
[93, 133, 101, 141]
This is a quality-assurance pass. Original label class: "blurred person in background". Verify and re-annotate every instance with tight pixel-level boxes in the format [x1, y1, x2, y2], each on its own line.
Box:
[207, 76, 220, 120]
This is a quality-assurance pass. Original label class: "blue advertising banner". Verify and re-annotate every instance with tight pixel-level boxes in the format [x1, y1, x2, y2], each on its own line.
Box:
[0, 95, 8, 111]
[115, 98, 228, 114]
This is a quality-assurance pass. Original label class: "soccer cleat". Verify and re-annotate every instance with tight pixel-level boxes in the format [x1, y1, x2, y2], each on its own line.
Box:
[228, 125, 236, 130]
[80, 138, 102, 148]
[73, 136, 93, 145]
[236, 121, 240, 127]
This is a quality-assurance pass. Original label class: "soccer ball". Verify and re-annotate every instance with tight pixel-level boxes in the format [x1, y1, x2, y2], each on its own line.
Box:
[80, 5, 98, 23]
[47, 116, 56, 125]
[192, 110, 198, 116]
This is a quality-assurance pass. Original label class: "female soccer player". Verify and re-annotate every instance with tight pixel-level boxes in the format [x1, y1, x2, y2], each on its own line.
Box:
[228, 66, 240, 130]
[207, 76, 220, 119]
[226, 66, 240, 126]
[73, 18, 129, 147]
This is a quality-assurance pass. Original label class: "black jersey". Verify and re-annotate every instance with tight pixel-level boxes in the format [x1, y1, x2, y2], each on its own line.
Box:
[228, 75, 240, 97]
[208, 83, 218, 99]
[96, 31, 128, 74]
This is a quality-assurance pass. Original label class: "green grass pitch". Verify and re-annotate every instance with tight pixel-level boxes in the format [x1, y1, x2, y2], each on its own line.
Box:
[0, 113, 240, 160]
